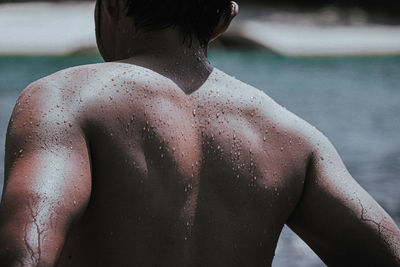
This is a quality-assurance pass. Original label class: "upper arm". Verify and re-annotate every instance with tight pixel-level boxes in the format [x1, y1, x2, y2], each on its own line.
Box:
[287, 126, 400, 266]
[0, 81, 91, 266]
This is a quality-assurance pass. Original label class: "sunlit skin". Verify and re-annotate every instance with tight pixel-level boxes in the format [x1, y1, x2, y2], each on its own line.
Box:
[0, 0, 400, 266]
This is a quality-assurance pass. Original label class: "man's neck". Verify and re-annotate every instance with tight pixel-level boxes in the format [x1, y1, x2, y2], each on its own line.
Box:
[117, 29, 214, 94]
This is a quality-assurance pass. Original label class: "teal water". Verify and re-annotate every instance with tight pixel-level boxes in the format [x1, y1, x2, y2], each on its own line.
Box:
[0, 51, 399, 266]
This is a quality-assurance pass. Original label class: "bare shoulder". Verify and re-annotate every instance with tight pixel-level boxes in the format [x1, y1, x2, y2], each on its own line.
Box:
[16, 64, 102, 111]
[213, 68, 324, 151]
[10, 65, 93, 133]
[13, 62, 157, 118]
[7, 63, 131, 150]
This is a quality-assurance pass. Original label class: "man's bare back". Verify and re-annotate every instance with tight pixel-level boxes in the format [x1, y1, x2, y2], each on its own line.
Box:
[44, 63, 309, 266]
[0, 62, 398, 266]
[1, 0, 400, 266]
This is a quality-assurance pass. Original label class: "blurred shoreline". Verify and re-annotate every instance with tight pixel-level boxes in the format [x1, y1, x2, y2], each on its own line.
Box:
[0, 1, 400, 56]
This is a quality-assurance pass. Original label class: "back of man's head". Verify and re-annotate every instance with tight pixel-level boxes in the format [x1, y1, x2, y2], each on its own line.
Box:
[123, 0, 231, 46]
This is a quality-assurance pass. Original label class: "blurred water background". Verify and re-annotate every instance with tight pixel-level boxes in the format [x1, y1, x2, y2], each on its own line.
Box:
[0, 51, 399, 266]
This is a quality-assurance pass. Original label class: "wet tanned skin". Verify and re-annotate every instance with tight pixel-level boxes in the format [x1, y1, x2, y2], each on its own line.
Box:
[0, 1, 400, 266]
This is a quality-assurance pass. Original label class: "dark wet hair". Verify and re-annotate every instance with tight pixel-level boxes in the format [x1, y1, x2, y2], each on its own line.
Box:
[123, 0, 231, 46]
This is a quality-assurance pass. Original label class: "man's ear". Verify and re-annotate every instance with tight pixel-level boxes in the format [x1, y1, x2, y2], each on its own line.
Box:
[210, 1, 239, 42]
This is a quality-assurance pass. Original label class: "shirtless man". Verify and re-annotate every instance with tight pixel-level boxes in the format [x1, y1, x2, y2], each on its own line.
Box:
[0, 0, 399, 266]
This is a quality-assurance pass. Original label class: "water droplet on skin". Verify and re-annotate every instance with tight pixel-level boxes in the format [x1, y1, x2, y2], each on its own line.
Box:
[280, 147, 284, 152]
[73, 200, 77, 205]
[192, 109, 196, 117]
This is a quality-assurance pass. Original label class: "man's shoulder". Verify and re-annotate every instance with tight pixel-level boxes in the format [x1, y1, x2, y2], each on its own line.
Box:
[25, 61, 151, 91]
[20, 63, 101, 102]
[212, 69, 287, 121]
[7, 64, 115, 146]
[215, 70, 325, 156]
[18, 62, 152, 110]
[11, 63, 115, 128]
